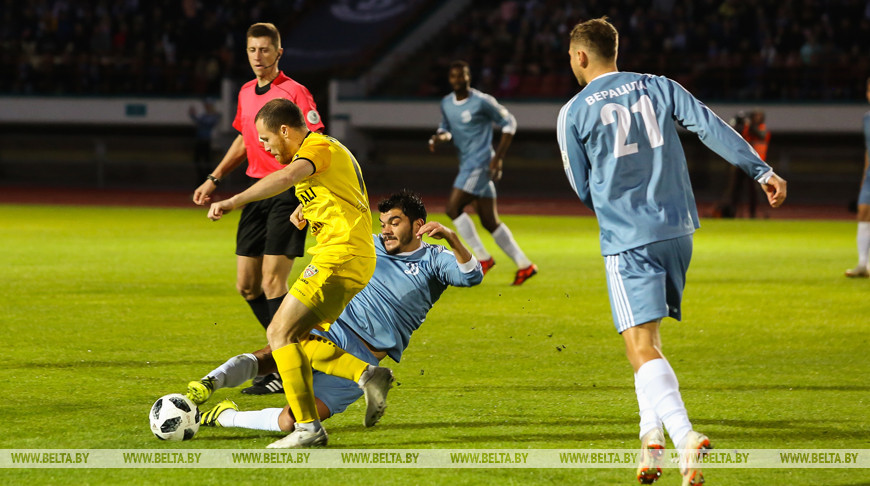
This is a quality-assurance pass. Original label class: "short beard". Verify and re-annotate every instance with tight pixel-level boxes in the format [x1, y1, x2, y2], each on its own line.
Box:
[383, 234, 412, 255]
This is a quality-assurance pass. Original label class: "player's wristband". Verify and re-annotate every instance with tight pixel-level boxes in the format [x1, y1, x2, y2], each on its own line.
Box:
[459, 256, 479, 274]
[757, 169, 775, 185]
[435, 130, 452, 142]
[206, 174, 221, 186]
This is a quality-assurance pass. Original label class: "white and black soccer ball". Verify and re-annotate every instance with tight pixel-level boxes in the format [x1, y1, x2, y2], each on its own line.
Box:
[149, 393, 200, 441]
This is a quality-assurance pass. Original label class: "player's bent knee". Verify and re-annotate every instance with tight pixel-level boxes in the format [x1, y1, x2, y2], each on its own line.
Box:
[265, 322, 289, 347]
[236, 283, 261, 300]
[622, 322, 663, 360]
[266, 322, 308, 347]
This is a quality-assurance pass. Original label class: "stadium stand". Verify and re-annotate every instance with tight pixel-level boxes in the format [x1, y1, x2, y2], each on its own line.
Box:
[2, 1, 868, 100]
[0, 1, 867, 209]
[374, 0, 870, 101]
[0, 0, 321, 96]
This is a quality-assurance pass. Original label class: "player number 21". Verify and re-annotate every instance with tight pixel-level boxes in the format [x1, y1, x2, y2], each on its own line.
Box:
[600, 95, 664, 158]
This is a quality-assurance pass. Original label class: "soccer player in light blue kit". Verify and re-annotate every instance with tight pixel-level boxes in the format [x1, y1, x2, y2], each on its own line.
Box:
[844, 77, 870, 277]
[186, 191, 483, 432]
[557, 18, 787, 485]
[429, 60, 537, 285]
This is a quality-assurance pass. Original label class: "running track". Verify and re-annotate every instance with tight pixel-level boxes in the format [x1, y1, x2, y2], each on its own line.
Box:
[0, 186, 854, 220]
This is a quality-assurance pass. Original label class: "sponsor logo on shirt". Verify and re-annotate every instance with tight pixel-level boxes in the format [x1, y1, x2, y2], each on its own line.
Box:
[461, 110, 472, 123]
[299, 187, 317, 205]
[404, 262, 420, 276]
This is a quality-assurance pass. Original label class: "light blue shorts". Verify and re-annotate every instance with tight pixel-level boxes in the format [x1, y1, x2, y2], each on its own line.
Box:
[604, 235, 693, 334]
[453, 166, 496, 198]
[310, 320, 379, 416]
[859, 169, 870, 205]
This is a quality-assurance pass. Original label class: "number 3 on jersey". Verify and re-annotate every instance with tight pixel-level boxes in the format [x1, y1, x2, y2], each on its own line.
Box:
[600, 94, 663, 158]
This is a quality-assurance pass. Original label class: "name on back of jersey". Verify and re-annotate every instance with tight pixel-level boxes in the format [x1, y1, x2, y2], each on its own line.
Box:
[585, 80, 648, 106]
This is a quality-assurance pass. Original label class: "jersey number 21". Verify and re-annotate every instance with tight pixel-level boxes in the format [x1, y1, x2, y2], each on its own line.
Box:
[600, 95, 663, 158]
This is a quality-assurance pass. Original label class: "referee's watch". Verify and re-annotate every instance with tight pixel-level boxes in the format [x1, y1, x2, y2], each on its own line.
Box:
[206, 174, 221, 186]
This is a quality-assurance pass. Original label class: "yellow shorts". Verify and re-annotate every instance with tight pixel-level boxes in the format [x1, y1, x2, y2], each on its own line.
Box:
[289, 252, 376, 329]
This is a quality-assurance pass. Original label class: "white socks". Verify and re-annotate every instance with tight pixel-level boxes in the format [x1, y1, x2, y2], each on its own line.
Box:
[492, 223, 532, 268]
[452, 213, 492, 260]
[218, 408, 283, 431]
[202, 353, 289, 433]
[453, 215, 533, 269]
[858, 222, 870, 268]
[635, 373, 663, 439]
[202, 353, 258, 389]
[635, 358, 692, 448]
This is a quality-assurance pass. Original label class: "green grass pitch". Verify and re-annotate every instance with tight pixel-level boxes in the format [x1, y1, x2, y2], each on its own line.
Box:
[0, 204, 867, 485]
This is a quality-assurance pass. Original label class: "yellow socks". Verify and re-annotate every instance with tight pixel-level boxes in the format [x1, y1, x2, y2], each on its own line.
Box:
[272, 343, 318, 424]
[302, 334, 370, 382]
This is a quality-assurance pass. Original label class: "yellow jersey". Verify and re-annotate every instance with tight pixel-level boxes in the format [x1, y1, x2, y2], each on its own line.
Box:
[292, 132, 375, 257]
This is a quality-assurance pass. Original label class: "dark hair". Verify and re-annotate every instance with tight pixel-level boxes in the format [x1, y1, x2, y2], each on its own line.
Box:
[569, 17, 619, 61]
[377, 190, 427, 222]
[247, 22, 281, 49]
[449, 60, 469, 72]
[255, 98, 305, 132]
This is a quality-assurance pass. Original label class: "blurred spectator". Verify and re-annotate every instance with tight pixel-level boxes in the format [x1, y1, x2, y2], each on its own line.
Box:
[189, 98, 221, 183]
[377, 0, 870, 101]
[715, 110, 770, 218]
[0, 0, 315, 96]
[1, 0, 868, 100]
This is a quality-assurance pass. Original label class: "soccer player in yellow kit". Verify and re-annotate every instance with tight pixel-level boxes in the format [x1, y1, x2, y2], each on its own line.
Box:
[208, 98, 387, 448]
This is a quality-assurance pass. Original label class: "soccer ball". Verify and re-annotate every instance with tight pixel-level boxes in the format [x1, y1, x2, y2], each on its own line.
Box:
[149, 393, 200, 441]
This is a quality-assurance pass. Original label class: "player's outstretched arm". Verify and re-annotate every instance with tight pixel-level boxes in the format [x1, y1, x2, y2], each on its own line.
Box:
[207, 159, 314, 221]
[207, 199, 235, 221]
[417, 221, 473, 264]
[193, 134, 246, 206]
[761, 173, 787, 208]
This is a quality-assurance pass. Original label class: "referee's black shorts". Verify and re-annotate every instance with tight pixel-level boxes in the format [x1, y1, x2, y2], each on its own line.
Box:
[236, 185, 306, 258]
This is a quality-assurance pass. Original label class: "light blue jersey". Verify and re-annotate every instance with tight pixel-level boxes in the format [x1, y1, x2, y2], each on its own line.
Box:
[865, 112, 870, 151]
[335, 235, 483, 363]
[859, 112, 870, 205]
[438, 88, 517, 171]
[557, 72, 773, 255]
